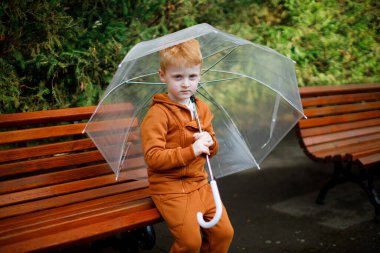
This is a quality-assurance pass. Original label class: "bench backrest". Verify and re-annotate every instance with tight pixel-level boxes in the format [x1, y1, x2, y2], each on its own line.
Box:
[297, 83, 380, 166]
[0, 106, 147, 220]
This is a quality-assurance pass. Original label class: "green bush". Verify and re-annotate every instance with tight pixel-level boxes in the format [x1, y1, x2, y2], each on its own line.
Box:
[1, 0, 379, 113]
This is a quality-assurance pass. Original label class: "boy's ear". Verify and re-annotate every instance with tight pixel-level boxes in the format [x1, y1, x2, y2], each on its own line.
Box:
[158, 69, 166, 83]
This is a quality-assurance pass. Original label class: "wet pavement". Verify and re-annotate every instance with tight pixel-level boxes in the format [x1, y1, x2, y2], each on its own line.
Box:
[66, 130, 380, 253]
[141, 129, 380, 253]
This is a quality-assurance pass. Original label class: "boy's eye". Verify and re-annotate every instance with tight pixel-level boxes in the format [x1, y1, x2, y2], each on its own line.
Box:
[189, 75, 198, 80]
[174, 75, 182, 80]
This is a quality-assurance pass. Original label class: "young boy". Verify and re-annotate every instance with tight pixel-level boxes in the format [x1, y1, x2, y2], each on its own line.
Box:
[141, 39, 234, 253]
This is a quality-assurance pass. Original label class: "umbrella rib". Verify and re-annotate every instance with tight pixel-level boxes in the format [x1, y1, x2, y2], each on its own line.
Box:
[201, 69, 305, 117]
[196, 87, 260, 169]
[123, 72, 159, 82]
[83, 72, 162, 133]
[201, 45, 239, 61]
[103, 72, 160, 103]
[261, 94, 281, 149]
[199, 76, 243, 86]
[201, 46, 239, 76]
[123, 81, 165, 85]
[196, 88, 226, 115]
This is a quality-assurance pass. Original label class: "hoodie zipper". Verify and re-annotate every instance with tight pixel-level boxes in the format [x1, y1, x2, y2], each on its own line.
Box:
[179, 103, 196, 194]
[179, 179, 185, 193]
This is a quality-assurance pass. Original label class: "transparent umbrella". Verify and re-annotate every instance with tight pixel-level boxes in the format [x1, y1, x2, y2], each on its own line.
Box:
[83, 23, 305, 228]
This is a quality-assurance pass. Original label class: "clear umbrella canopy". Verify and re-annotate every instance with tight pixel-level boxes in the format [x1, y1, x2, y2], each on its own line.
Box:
[84, 23, 304, 180]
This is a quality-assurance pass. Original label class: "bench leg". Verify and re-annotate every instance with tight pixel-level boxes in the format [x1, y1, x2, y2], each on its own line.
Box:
[316, 162, 346, 205]
[367, 166, 380, 222]
[120, 231, 140, 253]
[316, 161, 380, 222]
[120, 225, 156, 253]
[136, 225, 156, 250]
[89, 236, 122, 253]
[89, 225, 156, 253]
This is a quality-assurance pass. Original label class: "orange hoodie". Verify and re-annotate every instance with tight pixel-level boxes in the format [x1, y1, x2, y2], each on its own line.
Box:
[141, 93, 218, 195]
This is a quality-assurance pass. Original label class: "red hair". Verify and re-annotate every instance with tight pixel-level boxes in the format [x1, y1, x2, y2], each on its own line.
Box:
[159, 39, 202, 72]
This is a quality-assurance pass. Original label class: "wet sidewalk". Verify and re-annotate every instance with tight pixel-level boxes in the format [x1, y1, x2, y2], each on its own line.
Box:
[143, 130, 380, 253]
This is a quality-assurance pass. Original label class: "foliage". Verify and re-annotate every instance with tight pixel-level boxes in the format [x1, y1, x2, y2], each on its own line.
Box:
[1, 0, 379, 113]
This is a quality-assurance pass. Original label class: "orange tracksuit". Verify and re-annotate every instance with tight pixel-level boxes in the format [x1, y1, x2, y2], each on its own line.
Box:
[141, 93, 234, 253]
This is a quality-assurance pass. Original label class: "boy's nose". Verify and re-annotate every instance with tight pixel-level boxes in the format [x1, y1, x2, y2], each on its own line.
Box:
[182, 79, 190, 87]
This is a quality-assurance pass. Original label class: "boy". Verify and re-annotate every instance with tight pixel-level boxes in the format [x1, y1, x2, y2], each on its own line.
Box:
[141, 39, 234, 253]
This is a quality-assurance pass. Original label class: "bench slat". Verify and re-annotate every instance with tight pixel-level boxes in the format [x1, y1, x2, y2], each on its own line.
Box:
[0, 164, 146, 207]
[0, 139, 95, 163]
[0, 205, 161, 253]
[299, 83, 380, 97]
[313, 138, 380, 158]
[0, 104, 135, 128]
[301, 92, 380, 107]
[0, 123, 86, 145]
[351, 146, 380, 159]
[0, 189, 150, 233]
[303, 125, 380, 146]
[0, 150, 104, 177]
[0, 198, 155, 247]
[358, 153, 380, 166]
[0, 142, 143, 177]
[0, 154, 148, 196]
[0, 163, 110, 195]
[0, 191, 152, 237]
[0, 179, 149, 219]
[299, 110, 380, 128]
[0, 131, 140, 163]
[306, 132, 380, 153]
[0, 106, 95, 128]
[299, 118, 380, 138]
[303, 101, 380, 118]
[0, 117, 138, 145]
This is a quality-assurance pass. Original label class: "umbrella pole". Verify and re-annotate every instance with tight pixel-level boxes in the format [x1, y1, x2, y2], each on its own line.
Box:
[191, 96, 223, 229]
[205, 153, 214, 180]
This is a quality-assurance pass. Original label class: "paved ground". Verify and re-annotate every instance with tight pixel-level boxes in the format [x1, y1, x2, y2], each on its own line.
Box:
[142, 130, 380, 253]
[66, 130, 380, 253]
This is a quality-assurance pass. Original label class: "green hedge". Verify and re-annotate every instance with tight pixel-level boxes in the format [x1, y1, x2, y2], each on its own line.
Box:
[1, 0, 379, 113]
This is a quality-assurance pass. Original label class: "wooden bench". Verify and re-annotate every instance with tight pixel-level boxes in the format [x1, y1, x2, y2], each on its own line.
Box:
[0, 106, 162, 252]
[297, 83, 380, 222]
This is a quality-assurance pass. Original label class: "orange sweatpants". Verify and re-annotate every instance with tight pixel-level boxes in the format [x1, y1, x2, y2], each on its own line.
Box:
[152, 183, 234, 253]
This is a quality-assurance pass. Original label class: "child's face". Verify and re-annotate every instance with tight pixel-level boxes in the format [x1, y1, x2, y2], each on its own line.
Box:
[159, 64, 201, 105]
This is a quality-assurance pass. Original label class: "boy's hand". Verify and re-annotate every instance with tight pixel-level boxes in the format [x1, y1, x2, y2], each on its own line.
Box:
[193, 132, 214, 146]
[192, 132, 213, 156]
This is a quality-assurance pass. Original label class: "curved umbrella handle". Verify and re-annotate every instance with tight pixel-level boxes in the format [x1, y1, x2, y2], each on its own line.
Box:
[197, 180, 223, 229]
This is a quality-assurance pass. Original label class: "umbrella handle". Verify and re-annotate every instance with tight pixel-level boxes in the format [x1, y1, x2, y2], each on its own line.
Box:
[197, 180, 223, 229]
